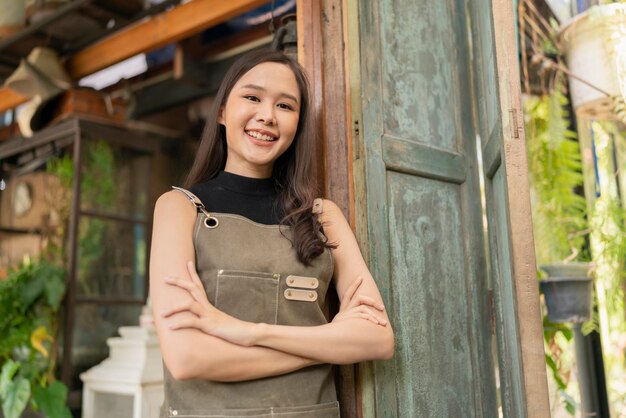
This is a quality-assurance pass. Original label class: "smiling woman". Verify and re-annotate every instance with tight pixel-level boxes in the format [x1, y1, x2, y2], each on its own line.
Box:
[219, 62, 300, 178]
[149, 49, 394, 418]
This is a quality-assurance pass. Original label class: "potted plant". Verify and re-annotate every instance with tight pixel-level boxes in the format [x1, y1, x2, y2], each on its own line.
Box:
[558, 3, 626, 120]
[539, 262, 594, 323]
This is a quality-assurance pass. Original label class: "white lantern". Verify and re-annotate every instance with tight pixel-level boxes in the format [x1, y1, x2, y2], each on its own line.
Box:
[80, 301, 164, 418]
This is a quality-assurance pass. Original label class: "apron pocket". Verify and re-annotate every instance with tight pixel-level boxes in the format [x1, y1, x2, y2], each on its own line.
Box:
[170, 401, 340, 418]
[215, 270, 280, 324]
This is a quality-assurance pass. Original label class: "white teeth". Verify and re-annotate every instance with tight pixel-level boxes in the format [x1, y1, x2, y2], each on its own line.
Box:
[246, 130, 276, 141]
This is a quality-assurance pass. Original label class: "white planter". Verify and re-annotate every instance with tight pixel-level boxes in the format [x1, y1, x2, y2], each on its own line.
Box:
[559, 4, 626, 119]
[0, 0, 27, 38]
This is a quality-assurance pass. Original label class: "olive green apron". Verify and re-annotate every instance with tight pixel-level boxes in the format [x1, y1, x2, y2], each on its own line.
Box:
[160, 187, 339, 418]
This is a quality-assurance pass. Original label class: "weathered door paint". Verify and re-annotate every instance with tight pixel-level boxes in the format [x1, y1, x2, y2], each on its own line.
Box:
[353, 0, 549, 416]
[354, 1, 497, 416]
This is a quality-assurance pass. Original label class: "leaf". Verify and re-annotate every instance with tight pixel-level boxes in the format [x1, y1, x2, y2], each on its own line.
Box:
[30, 326, 53, 358]
[41, 265, 66, 310]
[32, 381, 72, 418]
[1, 377, 30, 418]
[0, 360, 19, 398]
[19, 270, 45, 308]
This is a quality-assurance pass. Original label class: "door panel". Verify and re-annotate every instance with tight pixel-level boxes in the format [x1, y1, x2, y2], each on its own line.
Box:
[379, 1, 462, 152]
[380, 0, 463, 151]
[387, 173, 474, 416]
[356, 0, 498, 416]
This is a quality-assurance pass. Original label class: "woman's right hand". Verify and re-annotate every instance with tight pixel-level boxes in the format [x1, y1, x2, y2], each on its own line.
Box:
[332, 276, 387, 326]
[161, 261, 258, 346]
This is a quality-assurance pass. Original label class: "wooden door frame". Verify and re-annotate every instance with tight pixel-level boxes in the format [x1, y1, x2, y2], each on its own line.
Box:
[489, 0, 550, 415]
[297, 0, 359, 417]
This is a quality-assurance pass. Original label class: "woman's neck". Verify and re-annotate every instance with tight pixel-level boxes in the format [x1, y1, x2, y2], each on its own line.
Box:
[223, 161, 273, 179]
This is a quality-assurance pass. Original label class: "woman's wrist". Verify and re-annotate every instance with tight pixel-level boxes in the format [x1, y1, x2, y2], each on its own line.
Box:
[250, 322, 269, 346]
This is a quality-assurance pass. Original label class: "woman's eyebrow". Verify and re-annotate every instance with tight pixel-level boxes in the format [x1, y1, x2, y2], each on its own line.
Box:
[240, 84, 299, 104]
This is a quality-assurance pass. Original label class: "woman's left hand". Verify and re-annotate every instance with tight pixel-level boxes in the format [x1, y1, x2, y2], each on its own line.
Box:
[161, 261, 257, 346]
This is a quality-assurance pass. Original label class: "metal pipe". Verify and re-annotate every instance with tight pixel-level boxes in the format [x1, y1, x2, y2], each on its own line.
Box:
[573, 324, 600, 417]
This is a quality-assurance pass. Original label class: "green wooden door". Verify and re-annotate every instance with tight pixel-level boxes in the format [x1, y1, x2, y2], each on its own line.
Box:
[352, 0, 549, 416]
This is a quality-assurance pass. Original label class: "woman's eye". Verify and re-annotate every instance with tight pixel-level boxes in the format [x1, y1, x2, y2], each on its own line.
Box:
[277, 103, 294, 111]
[244, 95, 260, 102]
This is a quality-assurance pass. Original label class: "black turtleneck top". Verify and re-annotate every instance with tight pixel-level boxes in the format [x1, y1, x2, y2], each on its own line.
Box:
[188, 171, 281, 225]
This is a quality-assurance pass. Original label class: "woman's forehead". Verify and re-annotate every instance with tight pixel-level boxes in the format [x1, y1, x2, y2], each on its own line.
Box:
[234, 62, 300, 99]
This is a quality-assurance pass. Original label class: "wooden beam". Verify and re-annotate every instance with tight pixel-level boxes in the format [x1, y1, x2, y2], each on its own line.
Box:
[67, 0, 267, 78]
[0, 0, 268, 113]
[0, 88, 26, 112]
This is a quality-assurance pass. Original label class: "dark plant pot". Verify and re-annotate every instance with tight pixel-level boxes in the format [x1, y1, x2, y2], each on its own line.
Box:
[540, 263, 594, 323]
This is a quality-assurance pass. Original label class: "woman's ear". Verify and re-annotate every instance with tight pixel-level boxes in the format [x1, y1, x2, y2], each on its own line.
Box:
[217, 106, 225, 125]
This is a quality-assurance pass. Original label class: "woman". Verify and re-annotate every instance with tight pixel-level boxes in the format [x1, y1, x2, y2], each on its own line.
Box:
[150, 49, 394, 418]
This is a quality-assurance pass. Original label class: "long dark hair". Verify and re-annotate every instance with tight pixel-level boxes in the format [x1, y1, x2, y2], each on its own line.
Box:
[184, 49, 330, 265]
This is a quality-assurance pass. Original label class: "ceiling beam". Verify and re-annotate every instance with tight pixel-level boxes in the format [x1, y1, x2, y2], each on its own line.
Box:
[0, 0, 268, 113]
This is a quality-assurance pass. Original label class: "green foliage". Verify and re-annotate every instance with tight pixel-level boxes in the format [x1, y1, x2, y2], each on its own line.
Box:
[0, 361, 30, 418]
[82, 141, 115, 210]
[46, 154, 73, 190]
[543, 318, 576, 414]
[0, 259, 71, 418]
[32, 381, 72, 418]
[46, 141, 117, 296]
[525, 83, 588, 264]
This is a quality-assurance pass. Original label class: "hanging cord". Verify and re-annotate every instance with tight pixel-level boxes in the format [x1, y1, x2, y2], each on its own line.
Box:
[268, 0, 277, 33]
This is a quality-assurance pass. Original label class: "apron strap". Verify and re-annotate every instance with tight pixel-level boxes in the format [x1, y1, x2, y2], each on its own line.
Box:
[312, 198, 324, 214]
[171, 186, 220, 229]
[171, 186, 205, 210]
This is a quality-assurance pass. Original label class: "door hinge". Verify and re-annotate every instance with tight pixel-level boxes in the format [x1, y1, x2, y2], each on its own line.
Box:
[353, 119, 361, 160]
[488, 288, 496, 335]
[509, 108, 523, 139]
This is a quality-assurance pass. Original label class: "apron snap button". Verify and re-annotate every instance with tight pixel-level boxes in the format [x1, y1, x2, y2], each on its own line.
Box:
[172, 410, 178, 416]
[309, 292, 315, 299]
[287, 290, 292, 297]
[273, 273, 280, 279]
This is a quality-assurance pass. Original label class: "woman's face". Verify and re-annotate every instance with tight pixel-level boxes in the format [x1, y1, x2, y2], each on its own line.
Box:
[219, 62, 301, 178]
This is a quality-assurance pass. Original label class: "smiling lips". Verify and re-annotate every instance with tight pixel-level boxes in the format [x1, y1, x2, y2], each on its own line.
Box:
[245, 129, 278, 142]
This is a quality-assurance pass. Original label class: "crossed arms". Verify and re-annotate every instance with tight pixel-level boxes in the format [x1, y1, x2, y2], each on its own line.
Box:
[149, 191, 394, 382]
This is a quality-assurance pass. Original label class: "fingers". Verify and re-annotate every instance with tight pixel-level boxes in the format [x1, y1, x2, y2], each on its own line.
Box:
[165, 276, 208, 304]
[169, 317, 201, 331]
[335, 305, 388, 326]
[356, 305, 387, 325]
[341, 276, 363, 304]
[351, 294, 385, 312]
[186, 260, 203, 287]
[165, 276, 195, 291]
[161, 300, 202, 318]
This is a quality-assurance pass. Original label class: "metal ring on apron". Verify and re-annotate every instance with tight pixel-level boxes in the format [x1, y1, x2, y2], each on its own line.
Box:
[200, 207, 219, 229]
[204, 216, 219, 229]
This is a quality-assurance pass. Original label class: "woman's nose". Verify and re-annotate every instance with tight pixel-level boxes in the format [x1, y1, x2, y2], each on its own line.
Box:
[256, 104, 276, 125]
